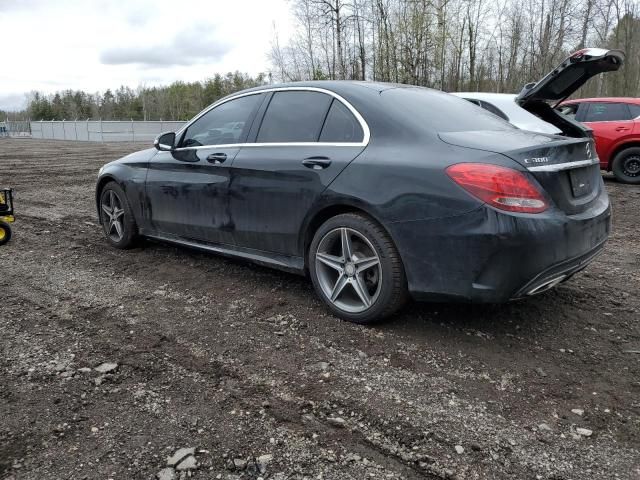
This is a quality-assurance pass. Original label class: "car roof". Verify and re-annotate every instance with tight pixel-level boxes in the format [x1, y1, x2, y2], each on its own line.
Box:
[563, 97, 640, 105]
[236, 80, 400, 97]
[451, 92, 518, 101]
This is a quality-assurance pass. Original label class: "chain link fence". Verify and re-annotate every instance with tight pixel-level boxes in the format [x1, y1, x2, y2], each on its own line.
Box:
[1, 119, 186, 142]
[30, 120, 186, 142]
[1, 120, 31, 137]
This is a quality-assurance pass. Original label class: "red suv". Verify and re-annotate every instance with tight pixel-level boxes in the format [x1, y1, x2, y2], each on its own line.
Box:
[558, 98, 640, 183]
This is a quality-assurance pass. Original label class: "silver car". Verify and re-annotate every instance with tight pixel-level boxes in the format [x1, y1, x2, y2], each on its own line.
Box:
[451, 92, 562, 135]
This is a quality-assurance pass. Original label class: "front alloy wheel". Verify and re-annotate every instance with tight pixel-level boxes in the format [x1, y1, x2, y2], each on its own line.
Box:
[99, 181, 137, 249]
[101, 190, 125, 243]
[309, 213, 407, 324]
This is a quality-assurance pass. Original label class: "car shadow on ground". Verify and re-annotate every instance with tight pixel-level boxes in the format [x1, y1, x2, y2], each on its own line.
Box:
[143, 238, 570, 344]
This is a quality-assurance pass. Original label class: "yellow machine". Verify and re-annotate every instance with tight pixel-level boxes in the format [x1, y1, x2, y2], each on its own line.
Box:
[0, 189, 14, 245]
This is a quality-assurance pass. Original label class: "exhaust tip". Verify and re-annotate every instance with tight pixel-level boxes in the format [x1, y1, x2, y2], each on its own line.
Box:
[527, 275, 567, 296]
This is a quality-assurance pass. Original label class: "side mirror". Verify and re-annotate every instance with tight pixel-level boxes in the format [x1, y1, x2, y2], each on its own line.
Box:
[154, 131, 176, 151]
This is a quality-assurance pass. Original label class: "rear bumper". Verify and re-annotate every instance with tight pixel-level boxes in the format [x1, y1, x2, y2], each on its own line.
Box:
[390, 194, 611, 303]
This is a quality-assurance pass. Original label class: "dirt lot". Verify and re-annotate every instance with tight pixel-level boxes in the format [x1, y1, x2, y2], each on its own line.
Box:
[0, 138, 639, 480]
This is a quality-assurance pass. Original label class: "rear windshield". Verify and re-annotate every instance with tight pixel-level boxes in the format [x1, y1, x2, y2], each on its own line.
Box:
[381, 87, 516, 133]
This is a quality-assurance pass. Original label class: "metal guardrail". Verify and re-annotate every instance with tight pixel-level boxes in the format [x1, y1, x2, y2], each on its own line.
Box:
[25, 120, 187, 142]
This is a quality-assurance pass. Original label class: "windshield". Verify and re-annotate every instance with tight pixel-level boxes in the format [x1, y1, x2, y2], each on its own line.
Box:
[381, 87, 516, 133]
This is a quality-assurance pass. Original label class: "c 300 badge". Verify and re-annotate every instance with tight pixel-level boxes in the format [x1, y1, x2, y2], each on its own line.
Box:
[523, 157, 550, 164]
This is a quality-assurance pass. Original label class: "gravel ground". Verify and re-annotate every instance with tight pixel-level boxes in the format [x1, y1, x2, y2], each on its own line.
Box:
[0, 138, 639, 480]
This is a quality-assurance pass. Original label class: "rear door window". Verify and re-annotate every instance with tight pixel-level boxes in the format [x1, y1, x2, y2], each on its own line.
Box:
[583, 103, 632, 122]
[257, 91, 332, 143]
[319, 100, 364, 143]
[628, 104, 640, 118]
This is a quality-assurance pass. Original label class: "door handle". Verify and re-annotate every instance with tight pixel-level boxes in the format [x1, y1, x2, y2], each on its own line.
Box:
[615, 127, 630, 132]
[302, 156, 332, 170]
[206, 153, 227, 164]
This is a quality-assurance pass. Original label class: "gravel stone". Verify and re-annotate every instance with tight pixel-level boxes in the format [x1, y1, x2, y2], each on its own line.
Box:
[327, 417, 346, 428]
[94, 362, 118, 374]
[167, 447, 195, 467]
[233, 458, 247, 470]
[257, 454, 273, 473]
[157, 467, 176, 480]
[175, 455, 197, 471]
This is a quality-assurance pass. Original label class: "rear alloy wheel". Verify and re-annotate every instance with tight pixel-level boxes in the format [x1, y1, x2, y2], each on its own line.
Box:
[612, 147, 640, 184]
[99, 182, 138, 249]
[309, 213, 407, 324]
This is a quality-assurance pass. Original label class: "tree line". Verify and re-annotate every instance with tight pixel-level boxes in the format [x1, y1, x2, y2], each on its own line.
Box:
[271, 0, 640, 97]
[23, 72, 267, 121]
[9, 0, 640, 122]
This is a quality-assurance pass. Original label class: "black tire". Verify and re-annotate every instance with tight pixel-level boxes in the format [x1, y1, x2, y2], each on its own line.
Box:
[308, 213, 408, 324]
[0, 221, 12, 246]
[611, 147, 640, 184]
[99, 181, 138, 249]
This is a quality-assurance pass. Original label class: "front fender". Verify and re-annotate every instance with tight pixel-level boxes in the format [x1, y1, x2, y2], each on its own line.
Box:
[95, 148, 155, 226]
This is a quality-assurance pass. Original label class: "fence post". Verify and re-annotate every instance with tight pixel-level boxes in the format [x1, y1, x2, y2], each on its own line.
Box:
[100, 118, 104, 142]
[131, 118, 134, 142]
[86, 118, 90, 141]
[28, 118, 31, 136]
[62, 119, 66, 140]
[160, 118, 163, 134]
[40, 120, 43, 139]
[51, 120, 54, 139]
[74, 118, 78, 141]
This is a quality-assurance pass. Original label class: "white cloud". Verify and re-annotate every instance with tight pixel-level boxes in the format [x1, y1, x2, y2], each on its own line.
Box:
[100, 26, 232, 66]
[0, 0, 294, 110]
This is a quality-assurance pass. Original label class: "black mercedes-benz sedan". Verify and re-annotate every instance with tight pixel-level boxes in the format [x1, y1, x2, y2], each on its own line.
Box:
[96, 49, 623, 323]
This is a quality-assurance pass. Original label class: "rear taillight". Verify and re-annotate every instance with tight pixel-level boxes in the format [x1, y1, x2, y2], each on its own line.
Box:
[446, 163, 548, 214]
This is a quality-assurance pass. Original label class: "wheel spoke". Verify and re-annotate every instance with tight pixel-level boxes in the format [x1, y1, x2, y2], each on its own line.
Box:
[330, 275, 349, 302]
[101, 203, 112, 217]
[351, 274, 372, 308]
[316, 252, 344, 272]
[341, 228, 353, 261]
[112, 207, 124, 219]
[113, 219, 123, 239]
[109, 191, 116, 209]
[355, 256, 379, 272]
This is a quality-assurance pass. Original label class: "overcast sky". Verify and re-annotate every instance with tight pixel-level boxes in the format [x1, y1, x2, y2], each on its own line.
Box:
[0, 0, 294, 110]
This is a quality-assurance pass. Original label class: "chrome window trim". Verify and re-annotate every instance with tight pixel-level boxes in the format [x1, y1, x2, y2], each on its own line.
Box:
[175, 86, 370, 151]
[527, 158, 599, 172]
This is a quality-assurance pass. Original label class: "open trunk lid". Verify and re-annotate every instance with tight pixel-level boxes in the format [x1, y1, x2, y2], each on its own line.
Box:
[516, 49, 624, 107]
[439, 130, 603, 215]
[515, 49, 624, 138]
